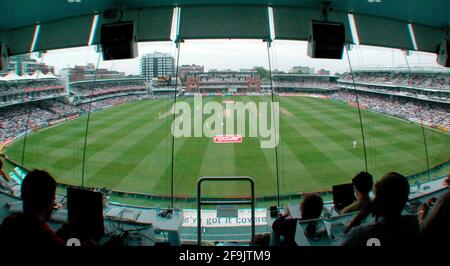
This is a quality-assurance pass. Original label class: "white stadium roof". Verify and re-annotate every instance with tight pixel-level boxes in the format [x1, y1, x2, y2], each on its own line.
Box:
[0, 70, 58, 82]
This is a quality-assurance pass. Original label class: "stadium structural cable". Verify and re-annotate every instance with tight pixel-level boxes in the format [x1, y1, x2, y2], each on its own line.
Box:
[345, 46, 368, 172]
[21, 54, 46, 169]
[266, 41, 281, 207]
[403, 52, 431, 181]
[169, 42, 182, 209]
[164, 92, 170, 197]
[80, 52, 102, 187]
[271, 42, 287, 198]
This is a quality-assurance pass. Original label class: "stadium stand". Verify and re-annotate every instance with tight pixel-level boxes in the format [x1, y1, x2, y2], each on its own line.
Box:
[0, 103, 60, 142]
[1, 71, 448, 168]
[0, 95, 155, 143]
[340, 69, 450, 91]
[268, 73, 449, 130]
[68, 78, 148, 104]
[185, 72, 261, 93]
[0, 78, 66, 107]
[330, 91, 450, 129]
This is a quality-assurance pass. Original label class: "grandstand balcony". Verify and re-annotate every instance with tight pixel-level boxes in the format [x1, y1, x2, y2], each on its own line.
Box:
[339, 68, 450, 92]
[68, 78, 149, 105]
[187, 84, 260, 93]
[336, 82, 450, 104]
[0, 83, 67, 108]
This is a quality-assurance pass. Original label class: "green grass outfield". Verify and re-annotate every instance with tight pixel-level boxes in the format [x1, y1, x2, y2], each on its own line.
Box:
[4, 96, 450, 199]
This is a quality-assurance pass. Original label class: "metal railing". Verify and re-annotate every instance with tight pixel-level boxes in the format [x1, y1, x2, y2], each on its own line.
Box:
[197, 176, 255, 246]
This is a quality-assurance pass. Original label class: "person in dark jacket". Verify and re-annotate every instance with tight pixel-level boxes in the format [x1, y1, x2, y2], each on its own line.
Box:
[418, 173, 450, 246]
[0, 169, 64, 246]
[341, 171, 373, 214]
[272, 193, 323, 246]
[342, 172, 420, 247]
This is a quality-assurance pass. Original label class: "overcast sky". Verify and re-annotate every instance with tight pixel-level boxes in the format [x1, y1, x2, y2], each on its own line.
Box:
[38, 39, 442, 76]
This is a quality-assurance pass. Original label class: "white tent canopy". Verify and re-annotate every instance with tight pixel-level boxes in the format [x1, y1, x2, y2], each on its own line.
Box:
[29, 69, 44, 80]
[21, 73, 32, 80]
[41, 71, 58, 79]
[0, 70, 58, 82]
[0, 71, 22, 81]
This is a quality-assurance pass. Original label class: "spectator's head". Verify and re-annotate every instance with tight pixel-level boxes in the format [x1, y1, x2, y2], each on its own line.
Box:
[21, 170, 56, 221]
[300, 193, 323, 220]
[352, 172, 373, 196]
[373, 172, 409, 217]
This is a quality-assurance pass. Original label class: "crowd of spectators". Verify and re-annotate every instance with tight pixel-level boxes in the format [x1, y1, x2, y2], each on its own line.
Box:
[330, 91, 450, 129]
[194, 73, 256, 82]
[79, 94, 150, 113]
[70, 81, 147, 97]
[0, 79, 146, 104]
[1, 80, 66, 107]
[274, 80, 337, 89]
[0, 80, 64, 96]
[340, 71, 450, 91]
[337, 83, 449, 103]
[0, 103, 60, 142]
[0, 94, 151, 143]
[36, 100, 80, 117]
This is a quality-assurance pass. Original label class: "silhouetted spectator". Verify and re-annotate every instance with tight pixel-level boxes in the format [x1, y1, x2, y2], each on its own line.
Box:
[0, 170, 64, 246]
[254, 233, 271, 246]
[272, 193, 323, 246]
[418, 174, 450, 246]
[0, 159, 13, 194]
[342, 172, 420, 247]
[341, 172, 373, 214]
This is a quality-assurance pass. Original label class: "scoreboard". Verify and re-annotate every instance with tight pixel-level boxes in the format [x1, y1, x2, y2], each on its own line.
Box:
[157, 75, 172, 86]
